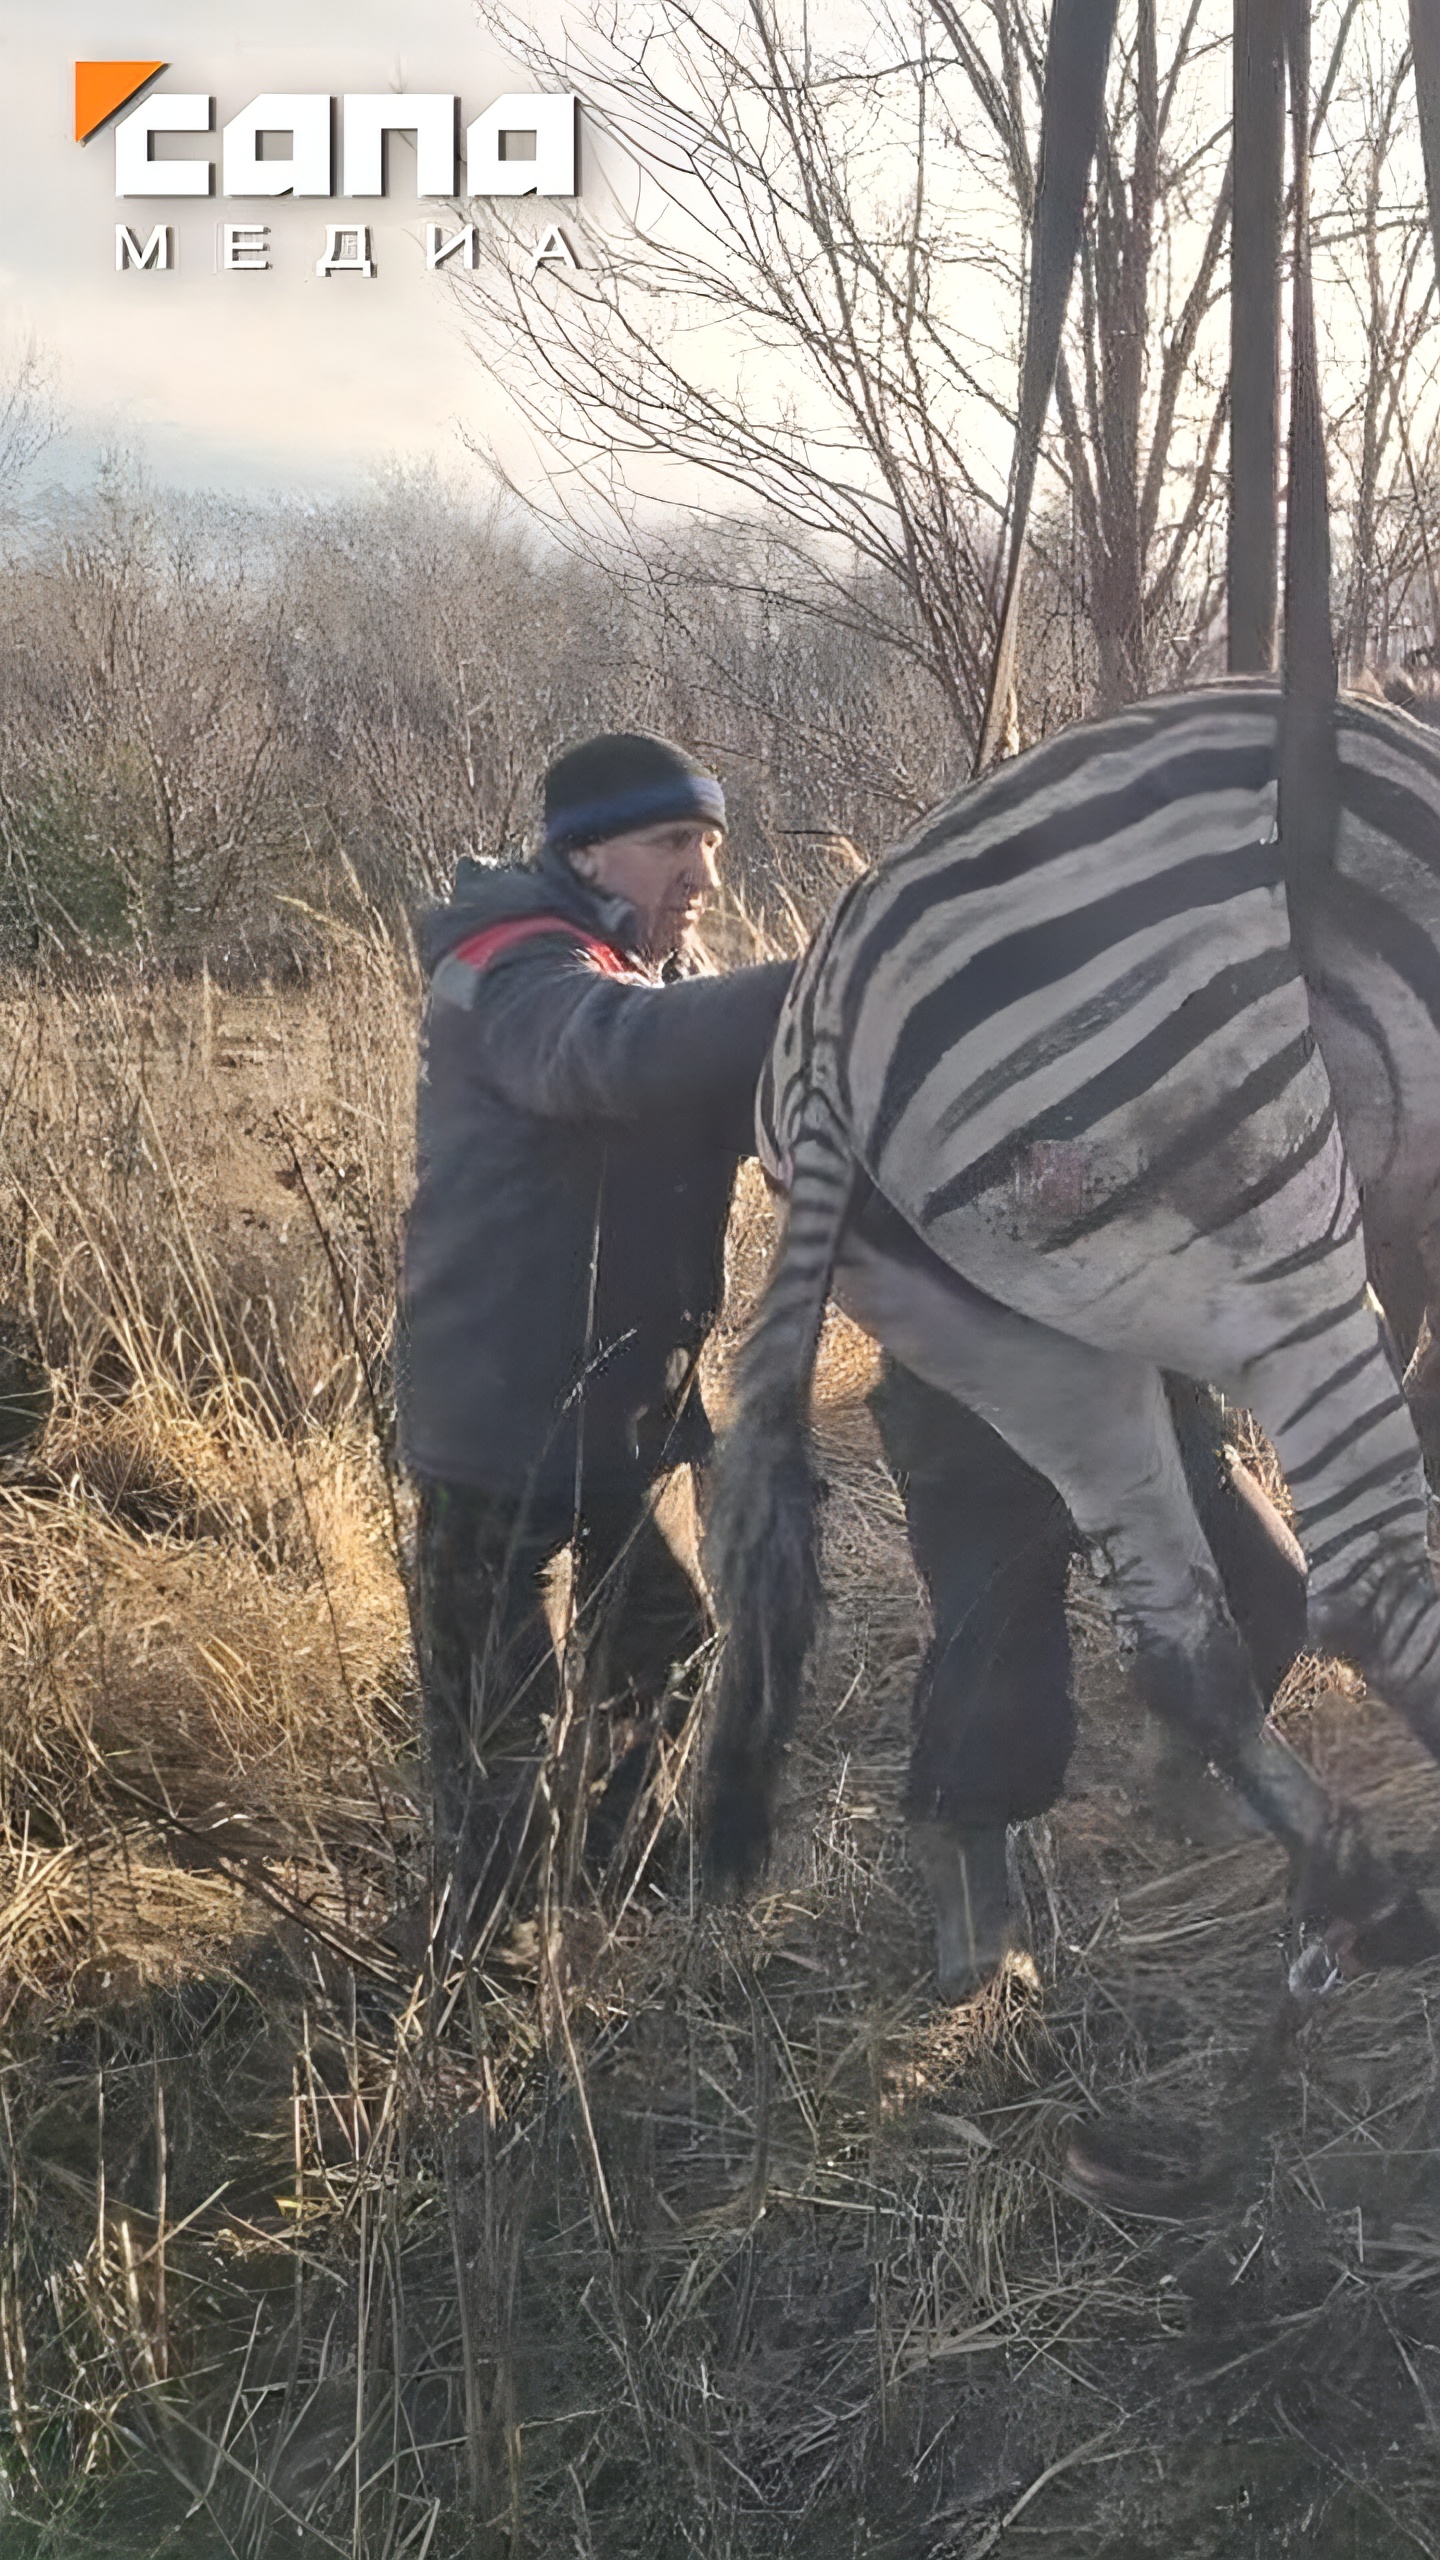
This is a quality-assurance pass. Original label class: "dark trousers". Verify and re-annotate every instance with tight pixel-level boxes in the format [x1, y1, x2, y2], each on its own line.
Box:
[415, 1478, 711, 1936]
[869, 1362, 1308, 1831]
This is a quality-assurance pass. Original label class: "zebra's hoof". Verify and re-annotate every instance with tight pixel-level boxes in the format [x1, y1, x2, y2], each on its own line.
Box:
[1290, 1812, 1440, 1966]
[908, 1821, 1017, 2001]
[1330, 1889, 1440, 1972]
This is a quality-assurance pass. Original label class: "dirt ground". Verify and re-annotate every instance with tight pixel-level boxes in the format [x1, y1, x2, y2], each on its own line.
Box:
[1, 966, 1439, 2556]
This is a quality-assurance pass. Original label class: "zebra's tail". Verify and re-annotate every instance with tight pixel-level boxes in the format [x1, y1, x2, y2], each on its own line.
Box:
[701, 1102, 855, 1891]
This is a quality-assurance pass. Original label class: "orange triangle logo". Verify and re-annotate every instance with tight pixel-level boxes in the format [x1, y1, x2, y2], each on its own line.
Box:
[75, 62, 166, 145]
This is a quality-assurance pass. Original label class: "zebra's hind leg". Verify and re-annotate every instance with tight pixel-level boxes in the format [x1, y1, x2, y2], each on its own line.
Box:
[834, 1215, 1434, 1959]
[1240, 1305, 1440, 1780]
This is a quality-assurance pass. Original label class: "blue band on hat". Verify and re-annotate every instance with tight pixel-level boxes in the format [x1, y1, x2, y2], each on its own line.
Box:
[543, 772, 726, 857]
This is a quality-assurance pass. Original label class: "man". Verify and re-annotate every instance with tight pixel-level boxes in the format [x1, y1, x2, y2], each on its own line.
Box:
[870, 1353, 1309, 1997]
[399, 733, 792, 1947]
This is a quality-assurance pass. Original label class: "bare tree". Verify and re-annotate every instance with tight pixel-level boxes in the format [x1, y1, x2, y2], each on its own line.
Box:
[458, 0, 1013, 749]
[1318, 13, 1440, 675]
[0, 339, 55, 512]
[453, 0, 1245, 735]
[954, 0, 1235, 706]
[0, 463, 293, 943]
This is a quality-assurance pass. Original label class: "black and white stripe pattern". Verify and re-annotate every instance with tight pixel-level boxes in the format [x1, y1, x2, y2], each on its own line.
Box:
[762, 679, 1440, 1311]
[707, 678, 1440, 1920]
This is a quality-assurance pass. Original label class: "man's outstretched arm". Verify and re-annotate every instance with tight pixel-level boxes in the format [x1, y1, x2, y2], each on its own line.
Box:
[441, 937, 794, 1134]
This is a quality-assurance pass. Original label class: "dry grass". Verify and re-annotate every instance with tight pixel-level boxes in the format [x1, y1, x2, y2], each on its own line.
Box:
[0, 948, 1437, 2557]
[0, 952, 417, 2015]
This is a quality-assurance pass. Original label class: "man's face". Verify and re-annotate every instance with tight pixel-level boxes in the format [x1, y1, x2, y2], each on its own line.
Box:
[571, 819, 723, 961]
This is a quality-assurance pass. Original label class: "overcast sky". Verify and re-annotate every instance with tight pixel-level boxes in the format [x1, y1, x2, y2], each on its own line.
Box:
[0, 0, 568, 495]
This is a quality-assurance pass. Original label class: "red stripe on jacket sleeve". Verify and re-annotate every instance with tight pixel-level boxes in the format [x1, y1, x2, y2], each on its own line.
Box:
[451, 915, 632, 978]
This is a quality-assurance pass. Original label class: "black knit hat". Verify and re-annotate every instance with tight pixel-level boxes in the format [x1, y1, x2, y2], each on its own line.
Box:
[542, 732, 726, 860]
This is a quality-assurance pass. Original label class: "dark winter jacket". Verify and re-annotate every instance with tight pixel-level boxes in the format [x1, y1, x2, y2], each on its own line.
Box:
[398, 849, 793, 1504]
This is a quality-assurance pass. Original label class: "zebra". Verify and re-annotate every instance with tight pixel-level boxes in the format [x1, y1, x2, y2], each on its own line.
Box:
[701, 673, 1440, 1971]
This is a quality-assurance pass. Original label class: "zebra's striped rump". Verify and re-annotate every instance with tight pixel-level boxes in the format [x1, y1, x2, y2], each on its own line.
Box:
[709, 682, 1440, 1954]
